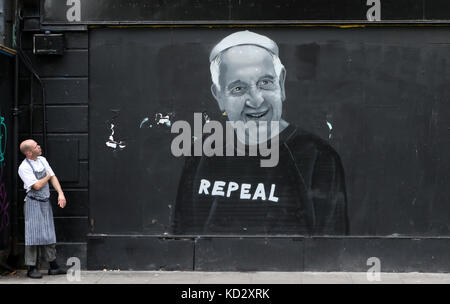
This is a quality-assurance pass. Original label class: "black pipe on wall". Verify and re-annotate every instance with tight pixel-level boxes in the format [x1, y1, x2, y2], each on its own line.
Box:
[10, 0, 20, 262]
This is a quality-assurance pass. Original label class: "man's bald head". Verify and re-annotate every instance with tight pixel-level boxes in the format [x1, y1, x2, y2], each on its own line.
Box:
[20, 139, 39, 157]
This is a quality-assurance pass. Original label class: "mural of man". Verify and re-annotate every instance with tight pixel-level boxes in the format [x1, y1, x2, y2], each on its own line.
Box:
[173, 31, 348, 235]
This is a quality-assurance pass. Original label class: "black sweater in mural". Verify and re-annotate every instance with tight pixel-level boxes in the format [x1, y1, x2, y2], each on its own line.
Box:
[172, 124, 348, 235]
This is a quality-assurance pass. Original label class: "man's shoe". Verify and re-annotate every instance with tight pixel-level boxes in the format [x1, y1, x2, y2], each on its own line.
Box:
[27, 268, 43, 279]
[48, 268, 67, 275]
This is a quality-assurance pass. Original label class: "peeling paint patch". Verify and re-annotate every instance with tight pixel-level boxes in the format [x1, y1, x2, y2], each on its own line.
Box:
[140, 113, 174, 129]
[155, 113, 172, 127]
[106, 123, 126, 150]
[203, 112, 211, 123]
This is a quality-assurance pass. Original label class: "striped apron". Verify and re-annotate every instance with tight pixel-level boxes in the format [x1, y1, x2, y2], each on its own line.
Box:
[24, 159, 56, 246]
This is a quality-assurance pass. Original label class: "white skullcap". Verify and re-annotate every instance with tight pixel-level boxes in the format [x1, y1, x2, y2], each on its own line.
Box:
[209, 30, 279, 62]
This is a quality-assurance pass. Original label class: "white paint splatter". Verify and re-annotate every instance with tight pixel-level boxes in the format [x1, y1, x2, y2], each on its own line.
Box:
[106, 142, 117, 149]
[326, 121, 333, 139]
[140, 117, 149, 128]
[106, 123, 126, 150]
[155, 113, 172, 127]
[203, 112, 211, 123]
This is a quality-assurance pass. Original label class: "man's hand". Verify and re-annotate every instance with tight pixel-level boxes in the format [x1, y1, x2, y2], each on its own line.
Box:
[58, 194, 67, 208]
[49, 175, 66, 208]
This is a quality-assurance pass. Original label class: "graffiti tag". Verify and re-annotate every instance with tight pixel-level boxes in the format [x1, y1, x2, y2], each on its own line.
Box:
[106, 123, 126, 150]
[0, 166, 10, 233]
[0, 115, 6, 162]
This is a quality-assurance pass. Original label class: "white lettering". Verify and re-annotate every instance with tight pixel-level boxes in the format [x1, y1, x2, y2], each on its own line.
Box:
[198, 179, 211, 195]
[198, 181, 279, 202]
[211, 181, 226, 196]
[268, 184, 279, 202]
[252, 183, 266, 201]
[181, 288, 216, 302]
[240, 183, 252, 199]
[226, 182, 239, 197]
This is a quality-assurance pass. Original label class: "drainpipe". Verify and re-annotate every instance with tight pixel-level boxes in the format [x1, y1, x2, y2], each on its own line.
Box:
[0, 0, 4, 45]
[11, 0, 20, 260]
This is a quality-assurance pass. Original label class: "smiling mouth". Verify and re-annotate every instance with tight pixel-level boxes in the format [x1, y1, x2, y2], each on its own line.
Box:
[245, 109, 269, 119]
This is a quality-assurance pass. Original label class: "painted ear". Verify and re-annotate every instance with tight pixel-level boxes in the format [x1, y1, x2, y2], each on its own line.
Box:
[211, 84, 224, 110]
[279, 67, 287, 101]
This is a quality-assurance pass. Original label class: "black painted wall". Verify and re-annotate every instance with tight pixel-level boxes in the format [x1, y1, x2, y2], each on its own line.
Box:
[86, 27, 450, 272]
[0, 54, 13, 251]
[90, 26, 450, 237]
[13, 0, 450, 271]
[16, 2, 88, 267]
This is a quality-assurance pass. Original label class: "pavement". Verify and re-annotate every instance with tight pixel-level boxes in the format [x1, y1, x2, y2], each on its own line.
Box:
[1, 270, 450, 284]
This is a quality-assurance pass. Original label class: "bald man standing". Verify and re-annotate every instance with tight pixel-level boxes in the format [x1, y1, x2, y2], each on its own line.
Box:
[18, 139, 67, 279]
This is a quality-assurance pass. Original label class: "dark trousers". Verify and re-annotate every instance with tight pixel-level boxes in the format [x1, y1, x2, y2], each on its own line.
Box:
[24, 244, 57, 266]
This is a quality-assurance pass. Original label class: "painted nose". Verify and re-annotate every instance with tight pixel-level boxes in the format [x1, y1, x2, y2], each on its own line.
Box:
[245, 87, 264, 109]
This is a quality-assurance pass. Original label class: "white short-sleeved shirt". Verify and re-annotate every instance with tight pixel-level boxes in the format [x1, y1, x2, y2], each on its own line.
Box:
[18, 156, 55, 193]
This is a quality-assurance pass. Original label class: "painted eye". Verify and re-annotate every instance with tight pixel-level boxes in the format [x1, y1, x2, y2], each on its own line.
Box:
[258, 79, 274, 88]
[231, 86, 245, 95]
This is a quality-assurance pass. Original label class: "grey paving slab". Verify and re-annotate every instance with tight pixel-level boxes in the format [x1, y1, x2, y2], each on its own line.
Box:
[2, 271, 450, 284]
[249, 272, 302, 284]
[302, 272, 353, 284]
[197, 272, 252, 284]
[0, 270, 103, 284]
[96, 271, 153, 284]
[147, 271, 203, 284]
[349, 272, 403, 284]
[398, 272, 450, 284]
[46, 271, 105, 284]
[0, 270, 42, 284]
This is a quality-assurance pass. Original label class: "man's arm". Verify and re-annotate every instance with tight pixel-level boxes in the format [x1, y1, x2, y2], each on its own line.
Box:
[49, 175, 66, 208]
[40, 157, 66, 208]
[32, 171, 52, 191]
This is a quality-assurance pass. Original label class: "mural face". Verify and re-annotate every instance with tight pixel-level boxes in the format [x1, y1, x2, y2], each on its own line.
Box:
[172, 31, 348, 236]
[211, 45, 287, 141]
